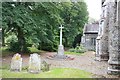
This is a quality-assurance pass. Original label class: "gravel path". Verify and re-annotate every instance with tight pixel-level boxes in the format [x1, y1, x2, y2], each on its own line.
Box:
[2, 51, 119, 78]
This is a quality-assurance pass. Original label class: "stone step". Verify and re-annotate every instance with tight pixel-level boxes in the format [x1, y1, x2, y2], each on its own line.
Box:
[108, 67, 120, 72]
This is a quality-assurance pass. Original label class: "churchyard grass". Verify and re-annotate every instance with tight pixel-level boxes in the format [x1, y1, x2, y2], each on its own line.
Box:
[2, 68, 92, 78]
[28, 47, 46, 53]
[65, 51, 83, 55]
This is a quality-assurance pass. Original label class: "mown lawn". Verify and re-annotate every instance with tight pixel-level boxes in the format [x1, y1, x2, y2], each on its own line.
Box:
[1, 68, 92, 78]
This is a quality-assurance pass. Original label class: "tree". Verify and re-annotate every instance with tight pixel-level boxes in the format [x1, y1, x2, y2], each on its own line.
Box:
[2, 2, 35, 53]
[2, 1, 89, 53]
[60, 2, 88, 47]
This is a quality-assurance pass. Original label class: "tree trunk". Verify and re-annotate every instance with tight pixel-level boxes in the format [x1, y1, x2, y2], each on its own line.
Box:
[64, 37, 68, 47]
[38, 42, 41, 50]
[17, 27, 26, 53]
[2, 28, 5, 46]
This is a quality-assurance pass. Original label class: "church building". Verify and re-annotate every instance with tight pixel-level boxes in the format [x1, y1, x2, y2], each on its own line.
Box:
[81, 21, 99, 50]
[95, 0, 120, 74]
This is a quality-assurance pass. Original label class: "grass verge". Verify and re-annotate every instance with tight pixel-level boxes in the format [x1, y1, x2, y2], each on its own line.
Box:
[1, 68, 92, 78]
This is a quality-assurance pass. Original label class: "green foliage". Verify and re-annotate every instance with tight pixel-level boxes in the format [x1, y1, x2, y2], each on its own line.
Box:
[2, 46, 44, 57]
[2, 1, 89, 52]
[5, 34, 17, 43]
[69, 48, 76, 52]
[61, 2, 89, 46]
[28, 47, 44, 53]
[69, 44, 87, 53]
[2, 2, 36, 52]
[65, 51, 82, 55]
[8, 41, 30, 53]
[40, 43, 56, 52]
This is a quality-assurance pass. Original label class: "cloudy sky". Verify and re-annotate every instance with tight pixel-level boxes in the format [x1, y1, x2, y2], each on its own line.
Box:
[85, 0, 101, 20]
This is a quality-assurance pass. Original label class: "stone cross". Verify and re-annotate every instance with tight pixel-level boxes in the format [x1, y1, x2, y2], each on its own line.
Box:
[10, 53, 22, 72]
[57, 25, 64, 56]
[59, 25, 64, 45]
[59, 25, 64, 46]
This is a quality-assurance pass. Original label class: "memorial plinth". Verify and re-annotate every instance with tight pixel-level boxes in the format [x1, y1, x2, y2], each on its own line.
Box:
[55, 25, 67, 59]
[47, 25, 74, 60]
[57, 45, 64, 56]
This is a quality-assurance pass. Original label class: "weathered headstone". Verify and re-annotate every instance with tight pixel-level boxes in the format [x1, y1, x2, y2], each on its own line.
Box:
[10, 53, 22, 72]
[28, 53, 41, 73]
[41, 60, 50, 72]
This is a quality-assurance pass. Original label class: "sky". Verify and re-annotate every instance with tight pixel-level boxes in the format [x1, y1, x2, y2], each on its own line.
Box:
[85, 0, 101, 20]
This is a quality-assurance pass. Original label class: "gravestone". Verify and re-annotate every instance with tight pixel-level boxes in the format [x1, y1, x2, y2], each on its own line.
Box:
[41, 60, 50, 72]
[28, 53, 41, 73]
[10, 53, 22, 72]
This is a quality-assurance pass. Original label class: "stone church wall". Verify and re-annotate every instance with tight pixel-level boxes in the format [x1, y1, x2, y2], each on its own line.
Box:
[95, 0, 120, 75]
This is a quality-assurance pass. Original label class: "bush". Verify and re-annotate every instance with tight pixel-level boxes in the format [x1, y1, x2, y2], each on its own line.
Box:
[69, 48, 75, 52]
[5, 34, 30, 53]
[5, 34, 18, 43]
[69, 44, 86, 53]
[38, 42, 58, 52]
[8, 41, 30, 53]
[28, 47, 41, 53]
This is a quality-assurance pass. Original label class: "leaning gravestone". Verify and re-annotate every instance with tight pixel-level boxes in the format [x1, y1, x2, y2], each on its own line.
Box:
[41, 60, 50, 72]
[10, 53, 22, 72]
[28, 53, 41, 74]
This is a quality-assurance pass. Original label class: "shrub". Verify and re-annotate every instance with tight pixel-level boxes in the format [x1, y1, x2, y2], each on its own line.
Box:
[38, 42, 58, 52]
[69, 44, 86, 53]
[69, 48, 75, 52]
[5, 34, 18, 44]
[8, 41, 30, 53]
